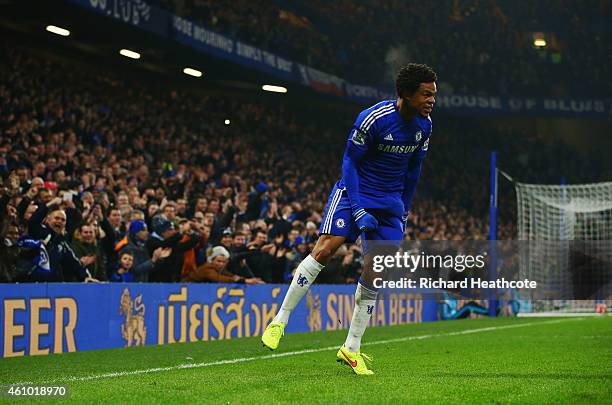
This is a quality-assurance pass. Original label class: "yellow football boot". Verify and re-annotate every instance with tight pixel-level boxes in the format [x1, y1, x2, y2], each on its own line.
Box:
[261, 322, 285, 350]
[336, 345, 374, 375]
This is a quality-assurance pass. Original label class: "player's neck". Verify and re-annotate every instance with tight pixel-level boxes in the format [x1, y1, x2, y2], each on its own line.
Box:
[395, 98, 417, 122]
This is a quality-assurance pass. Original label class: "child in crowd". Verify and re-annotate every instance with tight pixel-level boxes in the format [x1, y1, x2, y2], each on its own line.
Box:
[111, 251, 135, 282]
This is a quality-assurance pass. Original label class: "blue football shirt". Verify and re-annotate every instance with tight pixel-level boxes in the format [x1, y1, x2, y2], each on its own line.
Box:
[338, 100, 432, 217]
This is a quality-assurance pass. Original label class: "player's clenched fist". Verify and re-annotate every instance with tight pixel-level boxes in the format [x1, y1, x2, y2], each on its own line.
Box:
[353, 209, 378, 232]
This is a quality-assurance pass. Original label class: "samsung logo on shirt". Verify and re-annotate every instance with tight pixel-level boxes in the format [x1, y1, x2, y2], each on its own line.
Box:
[377, 144, 419, 154]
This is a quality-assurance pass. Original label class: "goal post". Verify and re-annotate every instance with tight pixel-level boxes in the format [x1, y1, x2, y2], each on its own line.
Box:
[495, 163, 612, 316]
[516, 181, 612, 242]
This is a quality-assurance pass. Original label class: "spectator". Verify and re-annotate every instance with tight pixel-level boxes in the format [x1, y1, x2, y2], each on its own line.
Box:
[71, 224, 107, 281]
[100, 207, 126, 277]
[117, 219, 171, 282]
[27, 199, 97, 282]
[1, 43, 608, 286]
[110, 251, 135, 282]
[0, 217, 20, 282]
[147, 216, 201, 282]
[245, 229, 275, 282]
[162, 202, 178, 224]
[178, 218, 208, 281]
[188, 197, 208, 218]
[183, 246, 262, 284]
[245, 183, 268, 221]
[226, 230, 259, 278]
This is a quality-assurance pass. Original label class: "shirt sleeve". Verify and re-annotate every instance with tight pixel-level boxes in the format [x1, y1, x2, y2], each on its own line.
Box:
[342, 109, 379, 215]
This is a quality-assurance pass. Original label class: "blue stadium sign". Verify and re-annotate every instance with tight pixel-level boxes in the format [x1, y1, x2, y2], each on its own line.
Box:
[0, 284, 438, 357]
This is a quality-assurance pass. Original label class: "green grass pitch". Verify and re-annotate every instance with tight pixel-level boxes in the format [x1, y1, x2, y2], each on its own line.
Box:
[1, 316, 610, 404]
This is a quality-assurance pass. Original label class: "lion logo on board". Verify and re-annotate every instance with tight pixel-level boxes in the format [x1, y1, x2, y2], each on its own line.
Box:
[306, 290, 322, 332]
[120, 288, 147, 347]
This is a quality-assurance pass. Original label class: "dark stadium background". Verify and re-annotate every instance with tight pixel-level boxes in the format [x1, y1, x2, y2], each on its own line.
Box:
[1, 0, 611, 284]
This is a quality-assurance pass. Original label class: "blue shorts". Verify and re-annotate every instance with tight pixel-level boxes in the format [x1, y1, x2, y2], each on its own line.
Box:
[319, 183, 403, 254]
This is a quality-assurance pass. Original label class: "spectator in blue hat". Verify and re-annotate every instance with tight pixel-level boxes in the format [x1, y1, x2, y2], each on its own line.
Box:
[116, 219, 170, 282]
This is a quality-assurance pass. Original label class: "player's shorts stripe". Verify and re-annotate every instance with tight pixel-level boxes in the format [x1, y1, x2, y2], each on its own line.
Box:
[323, 189, 342, 233]
[322, 188, 342, 233]
[360, 104, 394, 132]
[322, 189, 341, 233]
[363, 109, 395, 132]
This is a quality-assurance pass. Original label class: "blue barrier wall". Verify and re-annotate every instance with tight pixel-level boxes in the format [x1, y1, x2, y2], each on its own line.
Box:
[0, 283, 438, 357]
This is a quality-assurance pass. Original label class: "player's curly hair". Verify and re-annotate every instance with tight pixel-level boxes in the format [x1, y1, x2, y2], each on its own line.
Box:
[396, 64, 437, 98]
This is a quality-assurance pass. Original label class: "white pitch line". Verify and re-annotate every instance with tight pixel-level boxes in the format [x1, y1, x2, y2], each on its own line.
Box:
[12, 318, 585, 385]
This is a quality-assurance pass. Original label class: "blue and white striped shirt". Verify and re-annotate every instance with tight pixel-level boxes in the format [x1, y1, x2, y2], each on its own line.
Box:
[339, 100, 432, 217]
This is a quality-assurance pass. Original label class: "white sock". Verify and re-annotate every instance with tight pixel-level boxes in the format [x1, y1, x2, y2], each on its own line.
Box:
[344, 283, 377, 353]
[273, 254, 324, 324]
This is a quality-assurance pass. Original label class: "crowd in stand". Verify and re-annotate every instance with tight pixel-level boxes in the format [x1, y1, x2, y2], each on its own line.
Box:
[0, 45, 606, 283]
[162, 0, 612, 97]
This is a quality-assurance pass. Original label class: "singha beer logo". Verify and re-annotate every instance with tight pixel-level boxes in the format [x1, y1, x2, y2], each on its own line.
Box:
[306, 290, 322, 332]
[119, 288, 147, 347]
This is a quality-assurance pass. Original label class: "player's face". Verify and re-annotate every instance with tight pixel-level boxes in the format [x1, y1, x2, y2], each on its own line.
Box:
[407, 82, 437, 117]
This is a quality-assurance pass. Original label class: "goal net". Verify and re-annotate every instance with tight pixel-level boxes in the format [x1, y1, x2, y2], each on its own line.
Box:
[515, 181, 612, 315]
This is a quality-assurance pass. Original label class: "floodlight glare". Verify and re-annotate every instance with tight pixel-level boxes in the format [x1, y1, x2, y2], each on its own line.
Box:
[119, 49, 141, 59]
[183, 68, 203, 77]
[534, 39, 547, 47]
[262, 85, 287, 93]
[46, 25, 70, 37]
